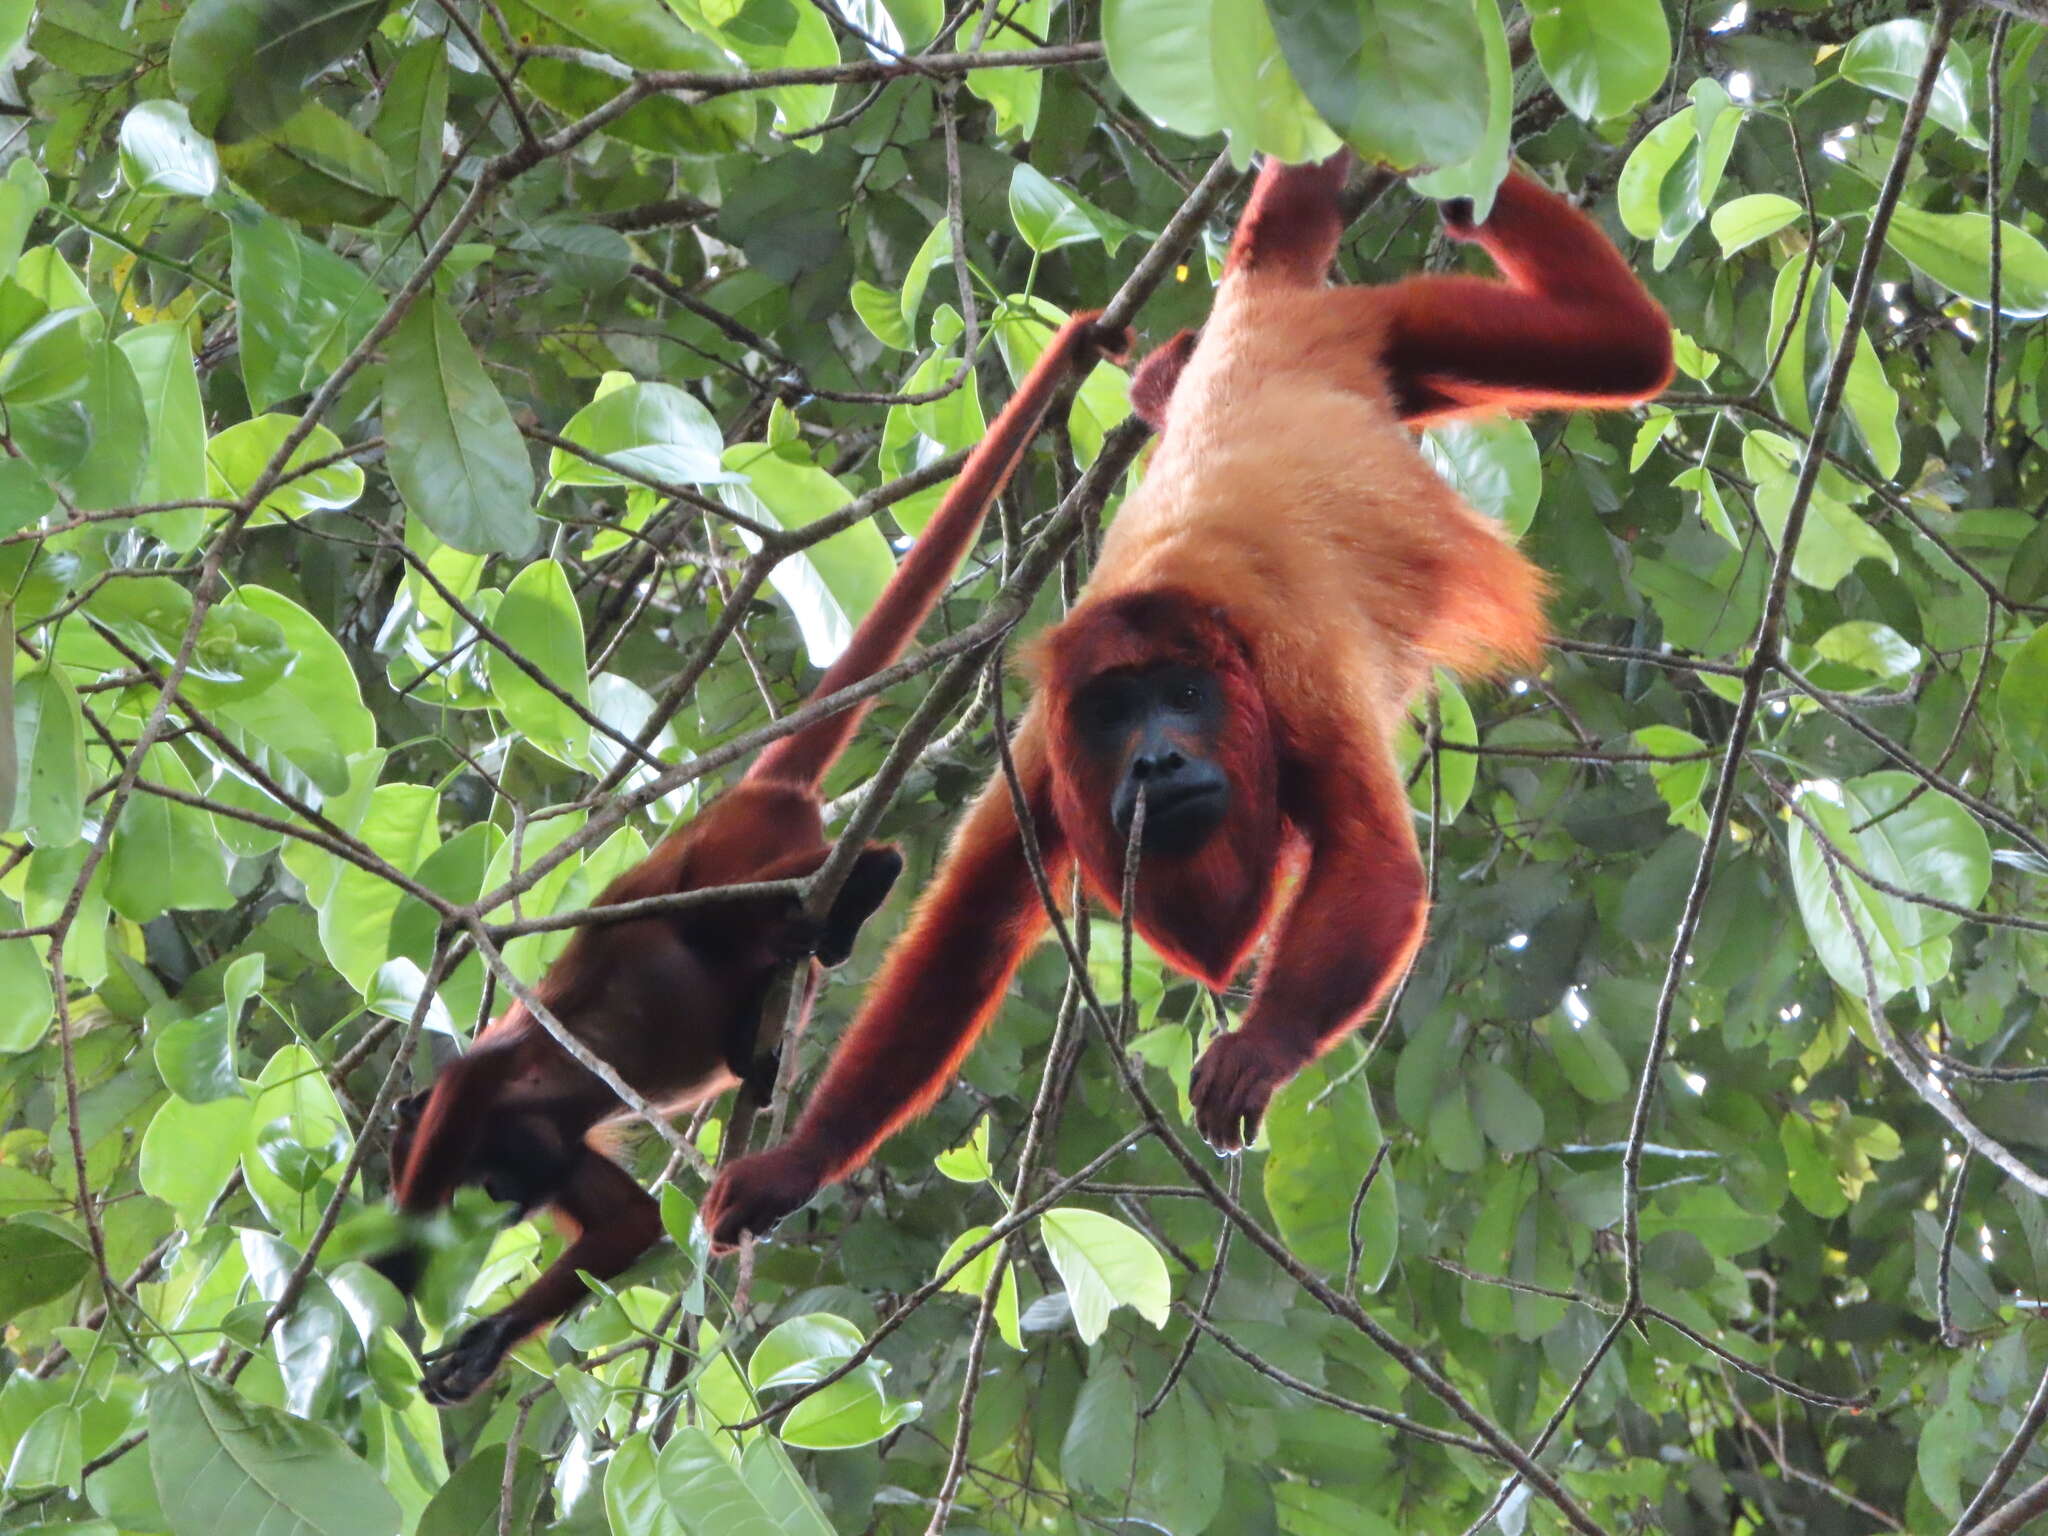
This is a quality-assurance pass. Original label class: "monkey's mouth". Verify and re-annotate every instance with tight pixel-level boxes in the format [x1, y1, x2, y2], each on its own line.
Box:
[1114, 780, 1228, 855]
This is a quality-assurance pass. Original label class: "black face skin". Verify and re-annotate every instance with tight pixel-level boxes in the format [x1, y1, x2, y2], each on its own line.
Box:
[1073, 664, 1232, 856]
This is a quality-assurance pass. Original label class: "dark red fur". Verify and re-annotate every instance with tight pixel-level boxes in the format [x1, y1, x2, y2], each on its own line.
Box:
[384, 310, 1127, 1404]
[704, 156, 1672, 1244]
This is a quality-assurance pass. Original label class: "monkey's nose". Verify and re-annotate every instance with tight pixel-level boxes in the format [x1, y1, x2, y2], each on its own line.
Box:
[1131, 748, 1186, 779]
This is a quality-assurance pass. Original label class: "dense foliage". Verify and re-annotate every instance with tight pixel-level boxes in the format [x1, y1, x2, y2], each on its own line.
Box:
[0, 0, 2043, 1531]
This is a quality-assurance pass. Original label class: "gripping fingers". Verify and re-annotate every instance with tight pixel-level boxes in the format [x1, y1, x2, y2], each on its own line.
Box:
[420, 1315, 522, 1407]
[1188, 1032, 1295, 1154]
[701, 1143, 826, 1255]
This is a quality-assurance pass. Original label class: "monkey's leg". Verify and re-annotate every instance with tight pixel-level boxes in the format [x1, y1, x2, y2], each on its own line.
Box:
[420, 1150, 662, 1407]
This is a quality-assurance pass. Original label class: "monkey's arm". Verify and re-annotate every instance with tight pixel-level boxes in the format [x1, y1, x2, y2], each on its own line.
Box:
[703, 734, 1068, 1248]
[1374, 172, 1674, 423]
[1189, 742, 1426, 1152]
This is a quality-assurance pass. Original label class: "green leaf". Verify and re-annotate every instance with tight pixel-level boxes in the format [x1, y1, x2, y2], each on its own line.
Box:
[417, 1442, 544, 1536]
[118, 100, 220, 197]
[1547, 1010, 1631, 1103]
[385, 296, 537, 556]
[933, 1115, 992, 1183]
[747, 1313, 864, 1391]
[1741, 429, 1896, 588]
[30, 0, 155, 76]
[0, 893, 51, 1052]
[489, 558, 591, 765]
[1421, 417, 1541, 537]
[1264, 1056, 1397, 1290]
[171, 0, 388, 141]
[11, 664, 83, 847]
[1779, 1111, 1847, 1218]
[548, 374, 740, 492]
[147, 1370, 402, 1536]
[1812, 620, 1919, 683]
[1472, 1061, 1545, 1153]
[1998, 627, 2048, 782]
[88, 579, 292, 704]
[0, 158, 48, 282]
[1103, 0, 1224, 139]
[718, 446, 893, 669]
[107, 745, 233, 921]
[1062, 1362, 1138, 1499]
[154, 1007, 243, 1104]
[116, 322, 209, 548]
[1010, 164, 1111, 255]
[684, 0, 838, 142]
[493, 0, 754, 158]
[217, 103, 397, 225]
[1710, 192, 1800, 257]
[1839, 17, 1981, 146]
[654, 1427, 797, 1532]
[1265, 0, 1487, 171]
[1886, 205, 2048, 320]
[850, 280, 911, 351]
[1528, 0, 1672, 121]
[960, 0, 1050, 139]
[215, 584, 377, 798]
[0, 306, 96, 406]
[205, 415, 366, 525]
[240, 1043, 353, 1242]
[604, 1433, 683, 1536]
[777, 1371, 919, 1451]
[0, 1214, 89, 1326]
[228, 212, 383, 411]
[1039, 1207, 1171, 1344]
[1786, 772, 1991, 1002]
[1408, 0, 1512, 214]
[1210, 0, 1341, 163]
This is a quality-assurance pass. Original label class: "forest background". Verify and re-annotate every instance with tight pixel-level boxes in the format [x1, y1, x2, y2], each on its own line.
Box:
[0, 0, 2042, 1531]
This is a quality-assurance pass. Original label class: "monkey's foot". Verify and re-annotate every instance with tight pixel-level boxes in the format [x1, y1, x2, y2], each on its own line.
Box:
[1189, 1032, 1297, 1153]
[702, 1143, 825, 1254]
[420, 1316, 522, 1407]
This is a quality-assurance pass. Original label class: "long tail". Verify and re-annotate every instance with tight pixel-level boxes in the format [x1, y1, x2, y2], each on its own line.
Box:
[746, 311, 1127, 790]
[1224, 151, 1353, 286]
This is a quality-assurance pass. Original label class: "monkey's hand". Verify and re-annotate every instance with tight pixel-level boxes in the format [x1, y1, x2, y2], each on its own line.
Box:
[1189, 1031, 1302, 1153]
[1438, 197, 1481, 241]
[702, 1142, 826, 1254]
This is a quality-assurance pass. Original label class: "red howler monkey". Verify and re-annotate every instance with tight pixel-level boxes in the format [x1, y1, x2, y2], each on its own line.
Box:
[379, 310, 1127, 1405]
[702, 154, 1672, 1248]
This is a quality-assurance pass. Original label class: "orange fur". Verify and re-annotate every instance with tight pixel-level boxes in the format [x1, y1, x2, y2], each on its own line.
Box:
[704, 156, 1671, 1241]
[383, 311, 1127, 1404]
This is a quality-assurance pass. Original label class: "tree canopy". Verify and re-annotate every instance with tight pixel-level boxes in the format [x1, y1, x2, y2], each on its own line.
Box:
[0, 0, 2044, 1532]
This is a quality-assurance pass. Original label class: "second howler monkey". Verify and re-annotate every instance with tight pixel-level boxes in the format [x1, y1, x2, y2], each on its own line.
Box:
[704, 154, 1672, 1248]
[381, 310, 1127, 1404]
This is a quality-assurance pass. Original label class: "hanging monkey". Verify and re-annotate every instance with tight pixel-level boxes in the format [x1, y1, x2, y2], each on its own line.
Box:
[703, 154, 1672, 1249]
[379, 310, 1129, 1404]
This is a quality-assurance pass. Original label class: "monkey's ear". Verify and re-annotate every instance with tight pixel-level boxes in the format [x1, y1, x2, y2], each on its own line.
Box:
[1130, 329, 1199, 431]
[814, 846, 904, 967]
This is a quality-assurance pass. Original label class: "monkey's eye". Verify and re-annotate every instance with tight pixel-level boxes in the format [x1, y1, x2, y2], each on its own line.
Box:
[1169, 682, 1201, 711]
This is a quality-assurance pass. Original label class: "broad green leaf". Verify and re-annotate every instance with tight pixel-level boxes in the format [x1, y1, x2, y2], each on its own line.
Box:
[1786, 772, 1991, 1002]
[9, 1403, 82, 1491]
[385, 296, 537, 556]
[87, 579, 292, 704]
[1266, 0, 1487, 171]
[1741, 430, 1895, 589]
[1209, 0, 1341, 164]
[1103, 0, 1224, 138]
[747, 1313, 864, 1392]
[372, 39, 448, 210]
[65, 343, 149, 514]
[1062, 1363, 1139, 1498]
[1998, 627, 2048, 782]
[205, 415, 366, 523]
[736, 1438, 835, 1536]
[1780, 1111, 1848, 1217]
[0, 1215, 90, 1327]
[548, 374, 740, 492]
[416, 1442, 544, 1536]
[1813, 620, 1919, 683]
[719, 446, 892, 668]
[1529, 0, 1671, 121]
[898, 219, 953, 335]
[1392, 671, 1476, 825]
[1010, 164, 1111, 255]
[934, 1115, 992, 1183]
[1409, 0, 1512, 215]
[228, 212, 382, 410]
[1710, 192, 1800, 257]
[11, 663, 83, 846]
[116, 322, 208, 549]
[107, 745, 233, 921]
[148, 1370, 401, 1536]
[778, 1371, 919, 1451]
[0, 158, 48, 281]
[961, 0, 1051, 139]
[605, 1433, 683, 1536]
[988, 298, 1131, 466]
[1421, 417, 1540, 536]
[1265, 1056, 1397, 1290]
[0, 306, 95, 406]
[140, 1094, 251, 1228]
[679, 0, 837, 142]
[154, 1006, 243, 1103]
[1886, 205, 2048, 320]
[0, 894, 50, 1052]
[653, 1427, 789, 1533]
[493, 0, 753, 158]
[118, 100, 219, 197]
[1839, 17, 1980, 146]
[171, 0, 387, 141]
[850, 280, 911, 351]
[217, 102, 397, 225]
[241, 1043, 353, 1242]
[489, 558, 591, 765]
[215, 584, 376, 798]
[1472, 1061, 1545, 1153]
[1547, 1011, 1631, 1103]
[1039, 1207, 1170, 1344]
[306, 783, 441, 991]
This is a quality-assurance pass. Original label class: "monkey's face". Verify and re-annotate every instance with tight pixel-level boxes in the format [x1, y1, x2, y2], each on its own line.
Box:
[1071, 664, 1233, 856]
